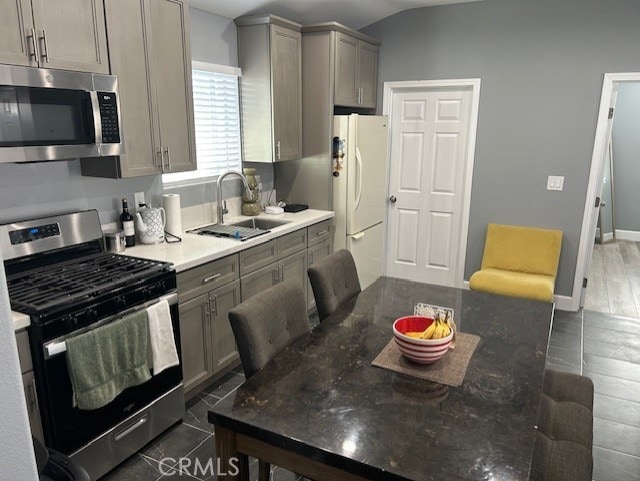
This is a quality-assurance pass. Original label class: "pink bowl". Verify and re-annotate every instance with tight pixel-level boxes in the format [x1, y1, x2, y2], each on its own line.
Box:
[393, 315, 453, 364]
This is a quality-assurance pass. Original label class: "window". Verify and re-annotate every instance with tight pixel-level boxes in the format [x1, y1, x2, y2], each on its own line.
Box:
[163, 62, 242, 186]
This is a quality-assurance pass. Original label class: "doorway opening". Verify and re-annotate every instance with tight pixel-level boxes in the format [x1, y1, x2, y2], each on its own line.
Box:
[573, 73, 640, 314]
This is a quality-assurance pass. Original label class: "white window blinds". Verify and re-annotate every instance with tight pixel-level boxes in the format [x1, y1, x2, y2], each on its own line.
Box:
[163, 63, 242, 185]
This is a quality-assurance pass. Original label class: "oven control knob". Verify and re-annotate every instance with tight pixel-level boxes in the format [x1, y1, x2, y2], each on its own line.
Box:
[114, 296, 126, 309]
[86, 309, 98, 323]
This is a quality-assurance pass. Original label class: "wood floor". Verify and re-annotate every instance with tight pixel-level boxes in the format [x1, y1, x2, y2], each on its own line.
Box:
[585, 240, 640, 318]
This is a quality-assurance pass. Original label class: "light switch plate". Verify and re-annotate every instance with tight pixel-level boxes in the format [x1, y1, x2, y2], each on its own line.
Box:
[547, 176, 564, 191]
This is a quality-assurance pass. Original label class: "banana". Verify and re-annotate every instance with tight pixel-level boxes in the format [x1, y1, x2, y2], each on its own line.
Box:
[433, 320, 451, 339]
[420, 320, 437, 339]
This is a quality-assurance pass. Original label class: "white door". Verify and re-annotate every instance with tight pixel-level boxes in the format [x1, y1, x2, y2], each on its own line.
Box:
[347, 115, 388, 235]
[386, 87, 472, 286]
[580, 86, 618, 307]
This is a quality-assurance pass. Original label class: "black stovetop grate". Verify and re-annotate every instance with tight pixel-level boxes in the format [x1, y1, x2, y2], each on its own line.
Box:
[7, 253, 169, 313]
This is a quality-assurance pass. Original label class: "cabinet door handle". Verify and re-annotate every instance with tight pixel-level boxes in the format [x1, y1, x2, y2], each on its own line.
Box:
[158, 148, 165, 172]
[315, 229, 329, 236]
[165, 146, 172, 171]
[276, 141, 281, 160]
[273, 267, 280, 283]
[27, 28, 39, 61]
[203, 273, 221, 284]
[212, 295, 218, 317]
[309, 251, 314, 264]
[38, 30, 49, 63]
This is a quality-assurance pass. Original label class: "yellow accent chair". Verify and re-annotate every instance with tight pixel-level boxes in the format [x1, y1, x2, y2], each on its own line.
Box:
[469, 223, 563, 302]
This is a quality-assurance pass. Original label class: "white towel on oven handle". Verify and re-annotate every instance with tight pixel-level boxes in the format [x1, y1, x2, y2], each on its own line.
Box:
[147, 299, 180, 375]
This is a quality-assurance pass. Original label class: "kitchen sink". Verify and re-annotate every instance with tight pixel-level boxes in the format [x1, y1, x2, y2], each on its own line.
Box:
[228, 218, 291, 230]
[187, 218, 291, 241]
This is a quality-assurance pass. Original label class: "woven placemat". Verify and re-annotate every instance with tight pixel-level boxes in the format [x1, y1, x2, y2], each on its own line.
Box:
[372, 332, 481, 387]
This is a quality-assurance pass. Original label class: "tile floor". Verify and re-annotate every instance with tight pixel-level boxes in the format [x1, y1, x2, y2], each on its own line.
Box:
[101, 309, 640, 481]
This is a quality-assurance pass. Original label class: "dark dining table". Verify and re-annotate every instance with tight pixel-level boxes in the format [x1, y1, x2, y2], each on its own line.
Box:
[208, 277, 554, 481]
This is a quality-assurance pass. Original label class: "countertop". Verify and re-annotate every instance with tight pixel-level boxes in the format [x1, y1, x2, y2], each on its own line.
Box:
[209, 277, 553, 480]
[12, 311, 30, 331]
[122, 209, 334, 273]
[11, 209, 333, 332]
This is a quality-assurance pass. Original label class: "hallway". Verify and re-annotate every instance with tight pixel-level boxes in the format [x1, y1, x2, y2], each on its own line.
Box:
[585, 240, 640, 318]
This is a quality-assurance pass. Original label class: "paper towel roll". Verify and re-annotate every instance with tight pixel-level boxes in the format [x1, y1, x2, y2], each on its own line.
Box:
[163, 194, 182, 237]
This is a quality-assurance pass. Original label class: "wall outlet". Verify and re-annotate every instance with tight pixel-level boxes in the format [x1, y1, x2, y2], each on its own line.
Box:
[546, 176, 564, 191]
[134, 192, 146, 210]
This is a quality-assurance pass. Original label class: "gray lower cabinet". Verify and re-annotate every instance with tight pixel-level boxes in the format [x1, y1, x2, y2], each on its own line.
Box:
[177, 221, 331, 398]
[177, 255, 240, 399]
[23, 371, 44, 443]
[15, 330, 44, 444]
[307, 237, 333, 310]
[241, 249, 308, 301]
[240, 229, 309, 304]
[178, 293, 212, 394]
[210, 281, 241, 373]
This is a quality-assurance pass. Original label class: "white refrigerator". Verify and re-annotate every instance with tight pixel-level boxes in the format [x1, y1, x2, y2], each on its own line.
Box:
[333, 114, 389, 289]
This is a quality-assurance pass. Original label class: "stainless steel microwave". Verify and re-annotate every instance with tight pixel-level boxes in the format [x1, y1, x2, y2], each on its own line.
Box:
[0, 65, 124, 163]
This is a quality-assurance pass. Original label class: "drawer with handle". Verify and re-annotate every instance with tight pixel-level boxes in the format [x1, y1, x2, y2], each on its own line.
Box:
[308, 220, 332, 247]
[177, 254, 239, 301]
[277, 229, 307, 258]
[239, 240, 278, 275]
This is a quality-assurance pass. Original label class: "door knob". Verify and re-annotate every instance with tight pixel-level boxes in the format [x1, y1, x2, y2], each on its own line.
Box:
[389, 195, 397, 203]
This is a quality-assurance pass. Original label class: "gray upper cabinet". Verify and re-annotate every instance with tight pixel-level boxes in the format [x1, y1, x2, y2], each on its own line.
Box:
[333, 32, 378, 108]
[236, 15, 302, 163]
[0, 0, 108, 73]
[302, 22, 380, 110]
[81, 0, 196, 178]
[148, 0, 196, 174]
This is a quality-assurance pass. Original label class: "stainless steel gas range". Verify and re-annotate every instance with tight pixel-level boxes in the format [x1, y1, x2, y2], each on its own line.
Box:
[1, 210, 184, 481]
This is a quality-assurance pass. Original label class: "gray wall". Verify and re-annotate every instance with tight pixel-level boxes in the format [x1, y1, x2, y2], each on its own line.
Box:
[362, 0, 640, 296]
[0, 255, 38, 480]
[612, 82, 640, 232]
[0, 7, 272, 226]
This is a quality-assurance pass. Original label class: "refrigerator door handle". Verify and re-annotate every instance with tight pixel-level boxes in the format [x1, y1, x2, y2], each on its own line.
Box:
[349, 232, 365, 240]
[355, 146, 363, 211]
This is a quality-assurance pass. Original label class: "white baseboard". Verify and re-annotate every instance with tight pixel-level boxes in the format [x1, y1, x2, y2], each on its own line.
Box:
[553, 295, 574, 311]
[616, 229, 640, 242]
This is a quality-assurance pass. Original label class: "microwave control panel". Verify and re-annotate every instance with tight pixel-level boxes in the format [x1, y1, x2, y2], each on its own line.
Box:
[97, 92, 121, 144]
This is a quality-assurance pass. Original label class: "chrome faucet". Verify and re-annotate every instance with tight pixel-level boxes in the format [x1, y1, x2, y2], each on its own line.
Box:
[216, 170, 254, 224]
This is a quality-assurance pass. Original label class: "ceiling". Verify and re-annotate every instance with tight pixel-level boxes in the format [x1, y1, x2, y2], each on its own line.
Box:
[189, 0, 482, 30]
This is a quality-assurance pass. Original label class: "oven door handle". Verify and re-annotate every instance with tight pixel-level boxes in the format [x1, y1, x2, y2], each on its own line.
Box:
[43, 292, 178, 359]
[114, 414, 149, 442]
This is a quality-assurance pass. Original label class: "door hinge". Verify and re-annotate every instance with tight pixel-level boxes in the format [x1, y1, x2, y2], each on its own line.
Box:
[595, 196, 600, 208]
[609, 107, 614, 119]
[583, 278, 588, 288]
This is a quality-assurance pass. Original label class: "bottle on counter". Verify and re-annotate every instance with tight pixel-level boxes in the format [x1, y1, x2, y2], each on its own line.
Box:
[120, 198, 136, 247]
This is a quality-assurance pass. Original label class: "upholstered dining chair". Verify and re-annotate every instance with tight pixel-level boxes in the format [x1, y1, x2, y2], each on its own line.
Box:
[308, 249, 361, 321]
[228, 280, 311, 481]
[229, 280, 311, 378]
[530, 369, 594, 481]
